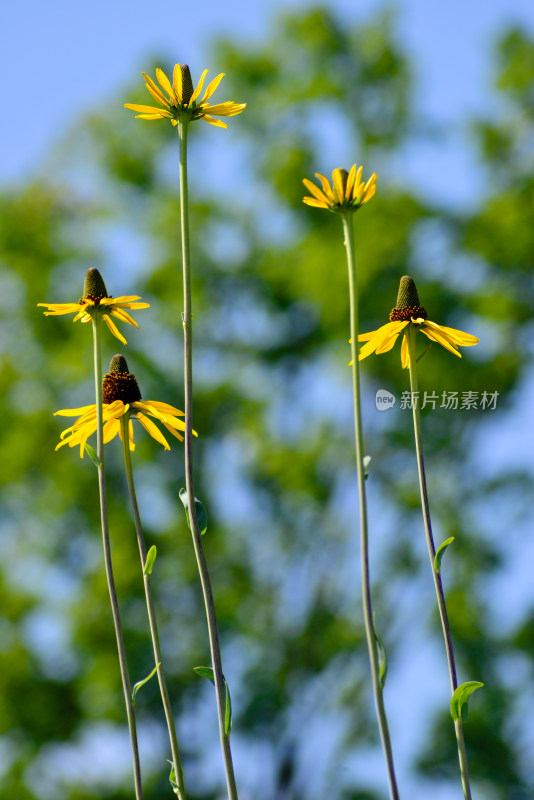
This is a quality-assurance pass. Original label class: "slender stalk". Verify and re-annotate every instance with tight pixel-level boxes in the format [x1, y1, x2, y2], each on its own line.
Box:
[177, 118, 239, 800]
[119, 416, 187, 800]
[406, 326, 472, 800]
[91, 317, 144, 800]
[342, 215, 400, 800]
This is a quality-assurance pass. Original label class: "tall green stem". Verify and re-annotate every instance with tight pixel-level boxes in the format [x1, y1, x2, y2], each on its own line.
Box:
[406, 326, 472, 800]
[91, 317, 144, 800]
[119, 417, 187, 800]
[342, 215, 400, 800]
[177, 118, 239, 800]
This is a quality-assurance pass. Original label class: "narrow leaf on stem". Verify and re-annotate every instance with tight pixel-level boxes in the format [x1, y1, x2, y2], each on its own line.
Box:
[179, 488, 208, 535]
[450, 681, 484, 723]
[143, 545, 157, 575]
[84, 442, 102, 467]
[132, 662, 161, 704]
[194, 666, 233, 734]
[434, 536, 455, 574]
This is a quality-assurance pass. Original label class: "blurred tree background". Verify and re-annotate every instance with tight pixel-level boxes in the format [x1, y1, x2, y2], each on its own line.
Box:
[1, 6, 533, 800]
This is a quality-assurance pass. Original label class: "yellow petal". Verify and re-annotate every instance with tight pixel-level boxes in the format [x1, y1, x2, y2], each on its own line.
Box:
[189, 69, 209, 104]
[303, 197, 329, 209]
[156, 68, 174, 100]
[142, 79, 168, 108]
[419, 326, 462, 357]
[103, 418, 120, 444]
[124, 103, 170, 115]
[110, 308, 138, 327]
[352, 166, 363, 200]
[201, 72, 225, 103]
[159, 419, 184, 442]
[140, 400, 185, 416]
[54, 404, 95, 417]
[203, 101, 246, 116]
[361, 184, 376, 204]
[135, 412, 170, 449]
[173, 64, 183, 102]
[345, 165, 357, 199]
[425, 321, 478, 346]
[314, 172, 336, 203]
[332, 169, 346, 204]
[302, 178, 330, 205]
[202, 115, 228, 128]
[401, 333, 410, 369]
[104, 314, 127, 344]
[142, 72, 171, 106]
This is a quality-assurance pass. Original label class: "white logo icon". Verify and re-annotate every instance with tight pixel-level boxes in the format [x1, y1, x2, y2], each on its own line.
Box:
[375, 389, 396, 411]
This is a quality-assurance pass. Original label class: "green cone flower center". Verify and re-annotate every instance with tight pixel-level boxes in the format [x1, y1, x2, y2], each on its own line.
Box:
[82, 268, 109, 302]
[181, 65, 194, 105]
[103, 354, 141, 404]
[389, 275, 427, 321]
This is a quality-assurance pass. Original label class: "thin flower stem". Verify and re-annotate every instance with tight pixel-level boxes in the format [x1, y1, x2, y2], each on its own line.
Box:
[91, 317, 144, 800]
[177, 118, 239, 800]
[119, 417, 188, 800]
[342, 215, 400, 800]
[406, 327, 472, 800]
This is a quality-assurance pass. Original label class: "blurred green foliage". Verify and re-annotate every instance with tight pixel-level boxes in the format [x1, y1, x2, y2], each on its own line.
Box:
[1, 7, 533, 800]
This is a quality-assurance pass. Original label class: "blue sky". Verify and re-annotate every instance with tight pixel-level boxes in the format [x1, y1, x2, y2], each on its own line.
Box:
[3, 0, 534, 206]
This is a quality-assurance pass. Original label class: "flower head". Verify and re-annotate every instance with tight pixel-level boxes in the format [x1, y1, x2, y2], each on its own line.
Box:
[303, 165, 376, 213]
[55, 355, 194, 457]
[358, 276, 479, 369]
[38, 268, 149, 345]
[124, 64, 246, 129]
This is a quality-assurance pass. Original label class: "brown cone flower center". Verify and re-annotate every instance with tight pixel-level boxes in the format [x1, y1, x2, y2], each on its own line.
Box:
[103, 354, 141, 404]
[389, 305, 428, 322]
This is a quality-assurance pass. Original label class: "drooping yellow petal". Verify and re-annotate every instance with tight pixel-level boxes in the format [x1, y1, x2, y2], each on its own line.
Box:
[189, 69, 209, 104]
[137, 400, 185, 416]
[103, 314, 127, 344]
[103, 418, 120, 443]
[159, 419, 184, 442]
[401, 333, 410, 369]
[135, 412, 170, 449]
[200, 72, 225, 103]
[110, 308, 138, 327]
[424, 321, 478, 346]
[156, 68, 174, 100]
[173, 64, 183, 102]
[202, 115, 228, 128]
[358, 321, 408, 360]
[419, 326, 462, 357]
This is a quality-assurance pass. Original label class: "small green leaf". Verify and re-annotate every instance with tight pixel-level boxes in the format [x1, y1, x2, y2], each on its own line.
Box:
[363, 455, 371, 480]
[450, 681, 484, 722]
[143, 545, 157, 575]
[84, 443, 101, 467]
[179, 489, 208, 535]
[194, 666, 232, 735]
[168, 762, 179, 795]
[434, 536, 455, 574]
[373, 617, 388, 689]
[131, 662, 160, 704]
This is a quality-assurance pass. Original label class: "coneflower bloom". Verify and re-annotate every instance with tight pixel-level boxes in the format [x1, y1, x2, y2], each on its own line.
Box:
[124, 64, 246, 129]
[38, 268, 149, 345]
[55, 355, 194, 457]
[358, 276, 479, 368]
[303, 165, 376, 212]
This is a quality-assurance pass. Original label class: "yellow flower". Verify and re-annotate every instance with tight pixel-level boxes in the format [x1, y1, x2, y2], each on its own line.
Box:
[38, 268, 149, 345]
[358, 276, 479, 369]
[55, 355, 195, 457]
[124, 64, 246, 129]
[303, 165, 376, 212]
